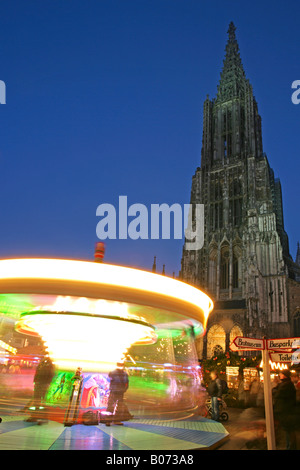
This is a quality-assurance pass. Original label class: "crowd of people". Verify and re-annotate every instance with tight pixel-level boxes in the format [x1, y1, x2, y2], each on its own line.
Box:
[272, 369, 299, 450]
[199, 368, 300, 450]
[3, 353, 299, 449]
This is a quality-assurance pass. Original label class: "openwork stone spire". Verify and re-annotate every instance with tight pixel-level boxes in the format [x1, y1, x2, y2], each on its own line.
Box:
[216, 22, 248, 102]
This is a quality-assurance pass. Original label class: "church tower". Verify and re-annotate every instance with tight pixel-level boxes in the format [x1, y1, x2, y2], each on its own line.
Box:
[180, 23, 299, 358]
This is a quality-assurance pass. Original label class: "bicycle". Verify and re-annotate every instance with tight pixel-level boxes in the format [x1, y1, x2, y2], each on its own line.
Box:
[204, 397, 229, 422]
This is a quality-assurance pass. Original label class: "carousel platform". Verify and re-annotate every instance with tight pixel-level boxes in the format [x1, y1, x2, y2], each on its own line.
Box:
[0, 413, 229, 450]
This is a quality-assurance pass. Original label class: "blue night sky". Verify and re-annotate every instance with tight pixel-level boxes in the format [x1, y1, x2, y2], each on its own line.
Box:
[0, 0, 299, 276]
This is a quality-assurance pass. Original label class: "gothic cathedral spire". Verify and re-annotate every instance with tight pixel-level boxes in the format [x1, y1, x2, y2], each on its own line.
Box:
[216, 21, 247, 103]
[201, 22, 263, 169]
[180, 23, 297, 356]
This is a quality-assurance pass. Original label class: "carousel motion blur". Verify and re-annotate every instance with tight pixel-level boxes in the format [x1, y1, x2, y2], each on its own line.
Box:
[0, 258, 220, 448]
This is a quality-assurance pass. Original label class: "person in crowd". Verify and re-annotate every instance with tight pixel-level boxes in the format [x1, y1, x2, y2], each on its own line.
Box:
[106, 362, 132, 425]
[25, 356, 55, 422]
[237, 374, 245, 408]
[198, 381, 209, 416]
[53, 373, 66, 397]
[296, 374, 300, 391]
[272, 369, 297, 450]
[249, 378, 260, 407]
[295, 374, 300, 404]
[256, 377, 264, 408]
[207, 370, 222, 421]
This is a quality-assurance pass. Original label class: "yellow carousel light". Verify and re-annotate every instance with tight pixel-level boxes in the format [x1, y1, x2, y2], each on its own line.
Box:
[16, 310, 156, 372]
[0, 258, 213, 373]
[0, 258, 213, 327]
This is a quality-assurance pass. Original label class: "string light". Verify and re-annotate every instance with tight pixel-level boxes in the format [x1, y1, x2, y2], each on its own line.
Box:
[259, 359, 288, 371]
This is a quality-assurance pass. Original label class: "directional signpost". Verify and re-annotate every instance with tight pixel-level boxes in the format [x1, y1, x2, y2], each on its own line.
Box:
[269, 352, 294, 363]
[267, 338, 300, 364]
[230, 335, 300, 450]
[267, 337, 300, 351]
[232, 336, 264, 351]
[292, 349, 300, 364]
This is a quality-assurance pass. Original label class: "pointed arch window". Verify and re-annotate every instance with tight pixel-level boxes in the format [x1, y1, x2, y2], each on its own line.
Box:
[269, 281, 274, 313]
[220, 245, 230, 290]
[232, 253, 239, 288]
[222, 107, 232, 158]
[208, 244, 218, 293]
[294, 310, 300, 336]
[230, 325, 243, 344]
[230, 325, 243, 356]
[232, 243, 242, 289]
[229, 179, 243, 226]
[224, 137, 227, 158]
[210, 182, 223, 231]
[207, 324, 226, 359]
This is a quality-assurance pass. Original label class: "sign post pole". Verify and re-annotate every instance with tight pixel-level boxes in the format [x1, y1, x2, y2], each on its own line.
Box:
[230, 335, 300, 450]
[262, 337, 276, 450]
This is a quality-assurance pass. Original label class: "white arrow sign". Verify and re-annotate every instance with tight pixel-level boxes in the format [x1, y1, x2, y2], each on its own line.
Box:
[269, 352, 294, 363]
[267, 338, 300, 351]
[229, 341, 239, 352]
[292, 349, 300, 364]
[232, 336, 264, 351]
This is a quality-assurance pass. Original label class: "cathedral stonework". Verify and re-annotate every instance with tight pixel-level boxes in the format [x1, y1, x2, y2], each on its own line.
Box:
[179, 23, 300, 359]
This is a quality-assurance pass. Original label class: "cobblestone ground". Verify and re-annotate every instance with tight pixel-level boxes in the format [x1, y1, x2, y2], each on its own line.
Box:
[218, 407, 299, 450]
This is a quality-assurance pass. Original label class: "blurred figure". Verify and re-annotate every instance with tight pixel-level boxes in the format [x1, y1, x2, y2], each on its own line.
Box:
[237, 374, 245, 408]
[256, 377, 264, 408]
[249, 378, 259, 407]
[272, 374, 280, 388]
[295, 374, 300, 404]
[53, 373, 66, 397]
[81, 374, 101, 408]
[198, 381, 209, 416]
[106, 362, 131, 425]
[273, 370, 297, 450]
[25, 356, 55, 422]
[207, 370, 222, 421]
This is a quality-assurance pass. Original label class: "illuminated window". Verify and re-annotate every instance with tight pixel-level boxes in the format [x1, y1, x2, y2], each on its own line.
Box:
[207, 324, 226, 358]
[230, 325, 243, 344]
